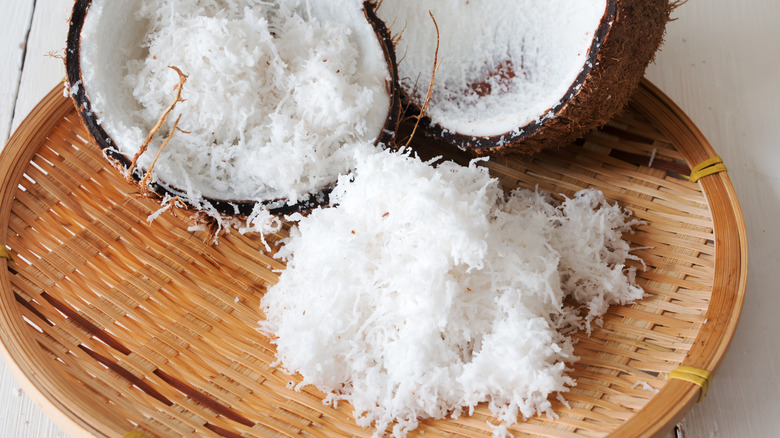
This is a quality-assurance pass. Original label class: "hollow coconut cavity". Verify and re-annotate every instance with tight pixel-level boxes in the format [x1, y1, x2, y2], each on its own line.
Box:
[66, 0, 399, 216]
[376, 0, 670, 154]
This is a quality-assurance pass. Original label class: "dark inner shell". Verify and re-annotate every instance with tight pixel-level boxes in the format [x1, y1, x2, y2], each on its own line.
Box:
[419, 2, 618, 152]
[66, 0, 400, 216]
[394, 0, 670, 155]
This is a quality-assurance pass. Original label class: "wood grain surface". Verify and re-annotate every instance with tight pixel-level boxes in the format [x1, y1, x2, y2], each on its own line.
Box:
[0, 0, 777, 437]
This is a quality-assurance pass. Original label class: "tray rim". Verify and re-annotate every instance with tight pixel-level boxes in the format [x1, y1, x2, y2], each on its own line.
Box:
[0, 83, 112, 438]
[0, 79, 748, 438]
[612, 80, 748, 437]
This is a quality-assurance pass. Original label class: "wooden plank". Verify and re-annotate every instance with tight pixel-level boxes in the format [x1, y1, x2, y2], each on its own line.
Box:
[0, 1, 777, 438]
[0, 367, 67, 438]
[1, 2, 71, 437]
[0, 1, 35, 144]
[10, 0, 71, 135]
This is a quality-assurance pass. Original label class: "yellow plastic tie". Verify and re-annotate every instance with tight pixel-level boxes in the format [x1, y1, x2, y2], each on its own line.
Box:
[0, 246, 13, 263]
[123, 431, 151, 438]
[686, 156, 726, 183]
[669, 365, 713, 402]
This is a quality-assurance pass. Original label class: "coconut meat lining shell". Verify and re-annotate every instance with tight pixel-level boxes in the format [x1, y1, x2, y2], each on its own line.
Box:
[77, 0, 393, 206]
[377, 0, 607, 138]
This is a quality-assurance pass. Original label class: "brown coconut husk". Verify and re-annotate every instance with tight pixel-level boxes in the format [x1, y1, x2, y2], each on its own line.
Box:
[65, 0, 401, 217]
[407, 0, 673, 155]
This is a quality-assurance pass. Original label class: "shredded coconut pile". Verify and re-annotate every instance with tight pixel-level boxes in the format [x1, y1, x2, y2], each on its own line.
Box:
[261, 148, 644, 437]
[80, 0, 391, 206]
[376, 0, 606, 136]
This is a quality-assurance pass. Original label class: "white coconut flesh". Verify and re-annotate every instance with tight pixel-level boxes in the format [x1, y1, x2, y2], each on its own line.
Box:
[261, 148, 645, 435]
[376, 0, 608, 138]
[79, 0, 392, 205]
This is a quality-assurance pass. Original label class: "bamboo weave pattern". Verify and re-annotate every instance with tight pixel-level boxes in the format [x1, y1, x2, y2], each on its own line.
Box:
[0, 82, 747, 437]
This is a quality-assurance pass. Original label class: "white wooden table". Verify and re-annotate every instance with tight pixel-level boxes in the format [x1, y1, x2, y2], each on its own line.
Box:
[1, 1, 778, 437]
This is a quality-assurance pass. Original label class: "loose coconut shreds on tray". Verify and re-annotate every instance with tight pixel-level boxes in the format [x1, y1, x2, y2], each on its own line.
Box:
[260, 148, 644, 437]
[547, 191, 645, 329]
[80, 0, 391, 204]
[376, 0, 606, 137]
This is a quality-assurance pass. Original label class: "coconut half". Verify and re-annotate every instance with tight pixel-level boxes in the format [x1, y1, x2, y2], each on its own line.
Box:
[376, 0, 670, 154]
[66, 0, 399, 216]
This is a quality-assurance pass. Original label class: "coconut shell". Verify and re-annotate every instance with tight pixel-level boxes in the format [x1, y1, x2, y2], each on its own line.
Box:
[411, 0, 672, 155]
[65, 0, 400, 217]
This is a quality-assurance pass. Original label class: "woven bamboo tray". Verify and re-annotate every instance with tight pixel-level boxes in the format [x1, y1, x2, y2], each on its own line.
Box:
[0, 80, 747, 438]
